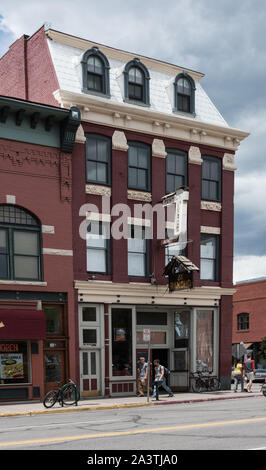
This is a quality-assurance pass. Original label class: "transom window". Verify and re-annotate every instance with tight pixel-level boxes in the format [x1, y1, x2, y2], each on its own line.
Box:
[86, 134, 111, 185]
[82, 47, 110, 96]
[202, 156, 222, 201]
[174, 73, 195, 114]
[0, 205, 42, 281]
[128, 141, 151, 191]
[166, 149, 187, 194]
[237, 313, 249, 330]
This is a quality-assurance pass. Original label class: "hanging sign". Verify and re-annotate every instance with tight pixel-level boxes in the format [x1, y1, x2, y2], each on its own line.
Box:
[143, 328, 151, 342]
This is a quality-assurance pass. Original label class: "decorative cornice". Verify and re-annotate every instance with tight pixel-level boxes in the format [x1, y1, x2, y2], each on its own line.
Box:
[188, 146, 202, 165]
[53, 89, 249, 152]
[200, 225, 221, 235]
[127, 189, 152, 202]
[86, 184, 111, 197]
[112, 130, 128, 151]
[201, 200, 222, 212]
[152, 138, 166, 158]
[223, 153, 237, 171]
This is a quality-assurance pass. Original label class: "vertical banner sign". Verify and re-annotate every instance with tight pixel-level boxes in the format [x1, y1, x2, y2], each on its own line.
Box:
[143, 329, 151, 402]
[162, 188, 189, 248]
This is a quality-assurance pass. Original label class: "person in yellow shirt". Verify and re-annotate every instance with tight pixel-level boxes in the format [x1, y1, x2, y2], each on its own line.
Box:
[233, 359, 244, 392]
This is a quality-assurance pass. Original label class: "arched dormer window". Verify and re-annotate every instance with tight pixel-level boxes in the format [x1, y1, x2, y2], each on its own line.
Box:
[0, 204, 42, 281]
[174, 72, 195, 115]
[124, 58, 150, 106]
[82, 47, 110, 97]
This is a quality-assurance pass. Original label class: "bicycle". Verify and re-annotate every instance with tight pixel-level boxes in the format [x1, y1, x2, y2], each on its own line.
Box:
[261, 379, 266, 397]
[190, 371, 221, 393]
[43, 379, 80, 408]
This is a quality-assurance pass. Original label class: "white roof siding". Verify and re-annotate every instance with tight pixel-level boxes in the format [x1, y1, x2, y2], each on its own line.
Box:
[47, 38, 228, 127]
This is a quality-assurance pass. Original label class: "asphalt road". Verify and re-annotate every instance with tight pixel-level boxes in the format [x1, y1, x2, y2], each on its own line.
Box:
[1, 396, 266, 452]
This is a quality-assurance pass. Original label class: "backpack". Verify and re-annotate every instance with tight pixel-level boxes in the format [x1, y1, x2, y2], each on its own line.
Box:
[160, 365, 170, 377]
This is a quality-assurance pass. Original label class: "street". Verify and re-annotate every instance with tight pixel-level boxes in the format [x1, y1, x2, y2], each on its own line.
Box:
[0, 396, 266, 451]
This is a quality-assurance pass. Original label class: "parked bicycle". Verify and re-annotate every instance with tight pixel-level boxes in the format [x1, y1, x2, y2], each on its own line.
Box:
[190, 371, 221, 393]
[43, 379, 80, 408]
[261, 379, 266, 397]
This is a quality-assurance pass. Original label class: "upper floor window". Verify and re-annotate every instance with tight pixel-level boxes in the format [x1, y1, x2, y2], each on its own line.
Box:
[174, 73, 195, 114]
[237, 313, 249, 331]
[124, 58, 150, 105]
[128, 141, 151, 191]
[128, 225, 149, 277]
[0, 204, 42, 281]
[86, 220, 110, 274]
[86, 134, 111, 185]
[166, 149, 187, 195]
[82, 47, 110, 96]
[200, 234, 219, 282]
[202, 156, 222, 201]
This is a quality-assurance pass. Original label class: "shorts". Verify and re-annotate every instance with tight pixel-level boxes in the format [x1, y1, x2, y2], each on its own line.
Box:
[246, 372, 254, 381]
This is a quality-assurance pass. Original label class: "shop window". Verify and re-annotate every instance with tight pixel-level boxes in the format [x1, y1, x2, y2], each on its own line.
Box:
[196, 310, 214, 372]
[128, 141, 151, 191]
[0, 341, 30, 385]
[200, 234, 219, 281]
[166, 149, 187, 195]
[86, 134, 111, 185]
[202, 156, 222, 201]
[237, 313, 249, 330]
[174, 311, 190, 348]
[0, 204, 42, 281]
[112, 308, 133, 377]
[128, 224, 148, 277]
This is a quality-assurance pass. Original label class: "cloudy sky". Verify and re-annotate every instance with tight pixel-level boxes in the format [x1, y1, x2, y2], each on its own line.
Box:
[0, 0, 265, 283]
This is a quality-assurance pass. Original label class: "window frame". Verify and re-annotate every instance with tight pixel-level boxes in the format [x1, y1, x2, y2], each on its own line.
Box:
[201, 155, 222, 202]
[237, 313, 250, 331]
[124, 58, 150, 106]
[81, 47, 110, 97]
[128, 224, 149, 278]
[85, 133, 111, 186]
[0, 205, 42, 282]
[174, 72, 196, 115]
[86, 220, 111, 275]
[165, 148, 188, 195]
[127, 141, 151, 192]
[200, 233, 219, 282]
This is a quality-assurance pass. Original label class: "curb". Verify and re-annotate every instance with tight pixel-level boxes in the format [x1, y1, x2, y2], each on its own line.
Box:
[0, 393, 263, 418]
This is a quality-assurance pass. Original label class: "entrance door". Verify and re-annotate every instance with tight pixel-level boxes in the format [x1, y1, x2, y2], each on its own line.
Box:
[171, 348, 189, 391]
[80, 350, 101, 397]
[44, 350, 65, 393]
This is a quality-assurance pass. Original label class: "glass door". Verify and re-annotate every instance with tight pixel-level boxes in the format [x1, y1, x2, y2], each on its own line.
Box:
[44, 350, 65, 393]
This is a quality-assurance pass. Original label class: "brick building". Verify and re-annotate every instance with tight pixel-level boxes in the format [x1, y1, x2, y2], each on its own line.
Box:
[0, 95, 80, 401]
[0, 26, 249, 395]
[233, 278, 266, 368]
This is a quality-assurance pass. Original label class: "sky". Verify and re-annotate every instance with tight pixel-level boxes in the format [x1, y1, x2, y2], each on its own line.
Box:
[0, 0, 265, 283]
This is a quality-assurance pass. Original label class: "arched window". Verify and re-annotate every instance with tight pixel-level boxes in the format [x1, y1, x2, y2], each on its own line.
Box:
[174, 72, 195, 114]
[0, 205, 42, 281]
[237, 313, 249, 331]
[124, 59, 150, 105]
[82, 47, 110, 96]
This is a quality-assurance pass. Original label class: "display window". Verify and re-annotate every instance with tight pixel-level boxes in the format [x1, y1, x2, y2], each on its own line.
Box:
[111, 308, 133, 377]
[0, 341, 30, 385]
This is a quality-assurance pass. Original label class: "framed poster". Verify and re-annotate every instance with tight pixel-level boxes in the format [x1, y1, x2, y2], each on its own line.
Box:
[0, 353, 24, 379]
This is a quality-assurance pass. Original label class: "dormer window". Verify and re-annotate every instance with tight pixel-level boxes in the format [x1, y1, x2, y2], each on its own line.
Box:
[174, 72, 195, 115]
[124, 59, 150, 106]
[82, 47, 110, 97]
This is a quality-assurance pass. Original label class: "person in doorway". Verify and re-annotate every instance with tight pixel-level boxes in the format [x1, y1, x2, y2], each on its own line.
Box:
[233, 358, 244, 392]
[152, 359, 174, 399]
[243, 354, 255, 392]
[137, 357, 148, 397]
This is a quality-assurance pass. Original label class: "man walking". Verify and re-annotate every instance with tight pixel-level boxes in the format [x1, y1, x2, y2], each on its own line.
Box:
[243, 353, 255, 393]
[152, 359, 174, 399]
[137, 357, 148, 397]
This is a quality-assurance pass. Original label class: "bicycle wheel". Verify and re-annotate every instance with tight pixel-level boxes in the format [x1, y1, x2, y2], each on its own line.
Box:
[192, 378, 206, 393]
[62, 384, 79, 405]
[209, 378, 221, 391]
[43, 390, 58, 408]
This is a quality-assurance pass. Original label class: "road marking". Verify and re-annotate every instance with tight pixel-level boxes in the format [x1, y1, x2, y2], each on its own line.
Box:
[1, 416, 266, 447]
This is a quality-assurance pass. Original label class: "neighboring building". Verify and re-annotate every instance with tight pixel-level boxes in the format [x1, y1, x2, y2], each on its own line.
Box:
[0, 26, 249, 396]
[233, 278, 266, 368]
[0, 95, 80, 401]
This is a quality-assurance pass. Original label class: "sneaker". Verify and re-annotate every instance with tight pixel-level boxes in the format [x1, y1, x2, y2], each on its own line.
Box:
[168, 394, 174, 397]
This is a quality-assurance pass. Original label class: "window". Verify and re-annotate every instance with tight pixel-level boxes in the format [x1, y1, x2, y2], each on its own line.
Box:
[82, 47, 110, 96]
[196, 310, 214, 372]
[86, 220, 110, 274]
[86, 134, 111, 185]
[112, 308, 133, 376]
[202, 156, 222, 201]
[0, 205, 42, 281]
[137, 311, 167, 325]
[237, 313, 249, 330]
[200, 234, 219, 281]
[128, 142, 150, 191]
[166, 149, 187, 194]
[174, 73, 195, 114]
[0, 341, 30, 385]
[128, 225, 148, 277]
[124, 58, 150, 105]
[174, 311, 190, 348]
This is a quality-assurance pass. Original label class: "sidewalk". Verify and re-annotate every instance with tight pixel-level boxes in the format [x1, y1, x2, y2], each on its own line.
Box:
[0, 384, 263, 418]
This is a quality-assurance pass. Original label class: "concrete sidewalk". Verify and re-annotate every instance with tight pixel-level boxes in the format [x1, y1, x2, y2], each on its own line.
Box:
[0, 384, 263, 417]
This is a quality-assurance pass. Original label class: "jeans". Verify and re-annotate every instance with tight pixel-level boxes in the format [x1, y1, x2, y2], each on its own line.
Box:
[234, 374, 244, 392]
[153, 377, 173, 397]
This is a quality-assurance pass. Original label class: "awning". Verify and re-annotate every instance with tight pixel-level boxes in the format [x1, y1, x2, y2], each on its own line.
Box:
[0, 309, 46, 340]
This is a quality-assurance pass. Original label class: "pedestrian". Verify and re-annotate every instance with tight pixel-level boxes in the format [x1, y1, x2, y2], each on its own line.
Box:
[152, 359, 174, 399]
[243, 353, 255, 392]
[137, 357, 148, 397]
[233, 358, 244, 392]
